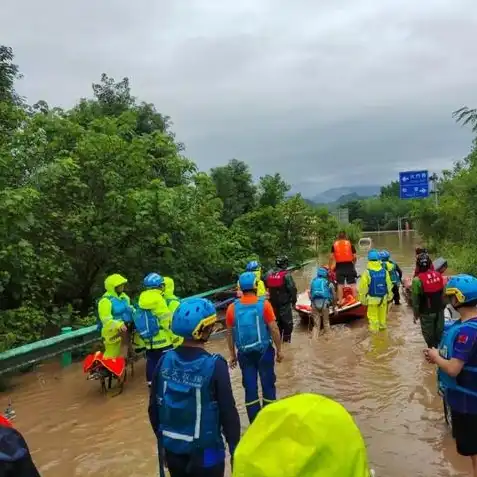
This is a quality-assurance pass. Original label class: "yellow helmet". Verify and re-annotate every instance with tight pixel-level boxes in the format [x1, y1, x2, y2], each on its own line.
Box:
[233, 393, 372, 477]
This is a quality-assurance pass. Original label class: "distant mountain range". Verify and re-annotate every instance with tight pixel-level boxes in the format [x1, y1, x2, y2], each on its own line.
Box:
[291, 184, 381, 204]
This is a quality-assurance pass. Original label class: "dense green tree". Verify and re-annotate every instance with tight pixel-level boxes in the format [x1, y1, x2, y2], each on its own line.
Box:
[258, 173, 290, 208]
[0, 46, 361, 352]
[210, 159, 257, 226]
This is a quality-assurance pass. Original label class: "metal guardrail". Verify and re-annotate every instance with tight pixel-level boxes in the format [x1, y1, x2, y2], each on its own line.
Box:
[0, 260, 314, 375]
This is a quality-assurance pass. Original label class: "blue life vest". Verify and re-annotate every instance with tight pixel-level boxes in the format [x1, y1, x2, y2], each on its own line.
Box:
[157, 351, 223, 455]
[133, 308, 160, 340]
[310, 277, 332, 300]
[96, 295, 132, 332]
[438, 319, 477, 398]
[233, 297, 271, 354]
[388, 261, 400, 284]
[368, 268, 387, 298]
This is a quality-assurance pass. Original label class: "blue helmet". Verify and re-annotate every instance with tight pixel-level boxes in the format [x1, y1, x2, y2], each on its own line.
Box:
[171, 298, 217, 340]
[246, 260, 261, 272]
[445, 274, 477, 305]
[381, 250, 390, 261]
[368, 249, 380, 261]
[316, 267, 328, 278]
[143, 272, 165, 289]
[238, 272, 257, 291]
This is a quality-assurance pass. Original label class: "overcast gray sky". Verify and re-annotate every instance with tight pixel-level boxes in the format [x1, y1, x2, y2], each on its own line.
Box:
[3, 0, 477, 195]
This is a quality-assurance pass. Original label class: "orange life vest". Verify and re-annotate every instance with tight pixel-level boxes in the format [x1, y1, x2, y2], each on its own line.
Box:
[333, 240, 354, 263]
[0, 415, 12, 428]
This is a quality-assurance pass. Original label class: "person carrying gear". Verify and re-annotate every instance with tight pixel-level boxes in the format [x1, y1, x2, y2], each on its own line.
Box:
[412, 252, 445, 348]
[264, 255, 297, 343]
[226, 272, 283, 424]
[359, 249, 393, 333]
[425, 275, 477, 476]
[0, 415, 41, 477]
[163, 276, 183, 348]
[309, 266, 337, 338]
[380, 250, 403, 305]
[237, 261, 266, 297]
[149, 298, 240, 477]
[97, 274, 134, 360]
[134, 273, 173, 386]
[231, 393, 375, 477]
[329, 231, 358, 306]
[413, 247, 433, 277]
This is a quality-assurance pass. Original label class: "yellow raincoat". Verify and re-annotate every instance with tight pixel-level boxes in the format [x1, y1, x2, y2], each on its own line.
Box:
[164, 276, 183, 347]
[233, 393, 373, 477]
[359, 260, 393, 332]
[137, 288, 173, 350]
[98, 274, 133, 359]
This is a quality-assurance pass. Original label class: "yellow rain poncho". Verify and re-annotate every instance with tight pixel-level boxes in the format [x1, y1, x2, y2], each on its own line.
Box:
[233, 393, 372, 477]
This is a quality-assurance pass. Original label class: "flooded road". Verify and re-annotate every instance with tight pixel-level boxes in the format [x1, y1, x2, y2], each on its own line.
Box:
[0, 231, 472, 476]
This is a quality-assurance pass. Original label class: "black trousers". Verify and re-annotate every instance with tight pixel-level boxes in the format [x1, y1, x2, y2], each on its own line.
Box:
[392, 284, 400, 304]
[165, 451, 225, 477]
[272, 304, 293, 342]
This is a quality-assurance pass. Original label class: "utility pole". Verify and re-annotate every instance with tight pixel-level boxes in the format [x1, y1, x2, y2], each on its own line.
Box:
[430, 173, 439, 207]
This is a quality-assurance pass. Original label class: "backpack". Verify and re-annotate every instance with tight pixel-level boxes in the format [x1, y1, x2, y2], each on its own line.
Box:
[310, 277, 332, 300]
[133, 308, 160, 340]
[368, 268, 387, 298]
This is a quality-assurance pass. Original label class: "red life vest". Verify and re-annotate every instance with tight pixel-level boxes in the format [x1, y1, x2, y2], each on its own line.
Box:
[266, 270, 287, 288]
[418, 270, 444, 293]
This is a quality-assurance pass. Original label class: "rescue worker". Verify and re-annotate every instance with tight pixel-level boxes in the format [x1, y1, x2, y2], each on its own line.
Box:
[226, 272, 283, 423]
[149, 298, 240, 477]
[413, 247, 433, 276]
[359, 249, 393, 333]
[97, 274, 134, 359]
[264, 255, 297, 343]
[237, 261, 266, 297]
[412, 252, 445, 348]
[329, 231, 358, 305]
[381, 250, 403, 305]
[309, 266, 336, 338]
[135, 273, 173, 386]
[425, 274, 477, 477]
[232, 393, 375, 477]
[0, 415, 41, 477]
[163, 276, 183, 348]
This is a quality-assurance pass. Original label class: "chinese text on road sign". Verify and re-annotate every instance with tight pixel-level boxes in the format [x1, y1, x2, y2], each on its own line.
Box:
[399, 170, 429, 200]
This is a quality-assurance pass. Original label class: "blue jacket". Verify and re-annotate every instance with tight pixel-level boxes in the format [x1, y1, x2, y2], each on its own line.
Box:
[438, 320, 477, 399]
[149, 347, 240, 466]
[0, 425, 41, 476]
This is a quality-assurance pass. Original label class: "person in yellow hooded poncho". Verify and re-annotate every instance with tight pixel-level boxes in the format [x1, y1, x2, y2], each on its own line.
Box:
[359, 249, 393, 333]
[237, 261, 266, 297]
[163, 276, 183, 348]
[135, 273, 173, 386]
[232, 393, 375, 477]
[97, 273, 134, 360]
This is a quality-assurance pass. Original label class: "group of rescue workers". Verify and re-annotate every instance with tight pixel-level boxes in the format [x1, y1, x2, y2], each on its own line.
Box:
[4, 234, 477, 476]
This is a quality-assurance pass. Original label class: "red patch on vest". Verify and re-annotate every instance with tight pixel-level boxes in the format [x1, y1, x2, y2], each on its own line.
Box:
[457, 334, 469, 344]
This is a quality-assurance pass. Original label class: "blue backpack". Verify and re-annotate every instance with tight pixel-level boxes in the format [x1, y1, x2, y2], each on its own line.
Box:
[158, 351, 223, 455]
[388, 261, 400, 284]
[133, 308, 160, 340]
[233, 297, 271, 354]
[96, 295, 133, 332]
[438, 320, 477, 398]
[310, 277, 332, 300]
[368, 268, 387, 298]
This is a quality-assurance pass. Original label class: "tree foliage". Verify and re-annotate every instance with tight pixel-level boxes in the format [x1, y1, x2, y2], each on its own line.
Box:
[0, 46, 360, 351]
[412, 110, 477, 274]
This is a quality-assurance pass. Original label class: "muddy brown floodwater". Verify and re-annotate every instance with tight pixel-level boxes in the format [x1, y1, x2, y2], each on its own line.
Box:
[0, 231, 473, 476]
